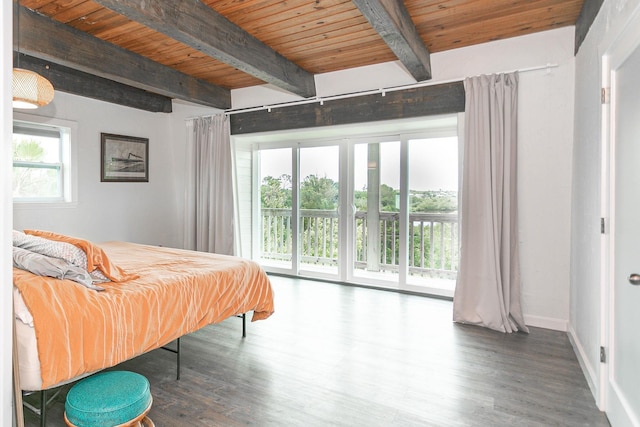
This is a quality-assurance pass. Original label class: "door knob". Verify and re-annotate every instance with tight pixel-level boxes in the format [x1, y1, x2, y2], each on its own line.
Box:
[629, 274, 640, 285]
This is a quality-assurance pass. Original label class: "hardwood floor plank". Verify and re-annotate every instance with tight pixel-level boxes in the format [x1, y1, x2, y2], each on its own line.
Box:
[23, 276, 609, 426]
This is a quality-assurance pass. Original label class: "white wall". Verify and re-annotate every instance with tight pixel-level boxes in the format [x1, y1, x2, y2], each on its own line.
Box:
[571, 0, 640, 409]
[12, 94, 220, 247]
[233, 27, 577, 331]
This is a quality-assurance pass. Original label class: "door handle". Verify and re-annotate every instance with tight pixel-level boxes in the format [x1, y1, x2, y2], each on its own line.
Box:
[628, 274, 640, 285]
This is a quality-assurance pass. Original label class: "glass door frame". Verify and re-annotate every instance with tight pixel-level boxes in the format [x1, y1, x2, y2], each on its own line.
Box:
[344, 126, 460, 296]
[246, 114, 463, 297]
[253, 139, 344, 282]
[297, 143, 341, 279]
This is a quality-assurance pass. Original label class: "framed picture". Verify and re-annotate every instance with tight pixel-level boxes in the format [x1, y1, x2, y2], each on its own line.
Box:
[100, 133, 149, 182]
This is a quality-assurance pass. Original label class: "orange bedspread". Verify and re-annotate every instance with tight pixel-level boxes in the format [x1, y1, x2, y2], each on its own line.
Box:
[13, 242, 274, 390]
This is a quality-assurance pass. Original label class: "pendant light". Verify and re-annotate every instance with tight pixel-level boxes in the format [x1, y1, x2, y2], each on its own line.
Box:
[12, 68, 55, 109]
[12, 3, 54, 109]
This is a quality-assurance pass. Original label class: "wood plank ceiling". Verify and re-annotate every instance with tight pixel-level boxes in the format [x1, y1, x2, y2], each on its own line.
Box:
[14, 0, 586, 112]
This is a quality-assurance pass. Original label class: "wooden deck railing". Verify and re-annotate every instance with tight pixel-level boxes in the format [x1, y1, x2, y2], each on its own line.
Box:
[261, 208, 458, 278]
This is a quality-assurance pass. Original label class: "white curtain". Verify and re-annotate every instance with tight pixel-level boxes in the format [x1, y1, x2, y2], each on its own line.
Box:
[183, 115, 235, 255]
[453, 73, 528, 333]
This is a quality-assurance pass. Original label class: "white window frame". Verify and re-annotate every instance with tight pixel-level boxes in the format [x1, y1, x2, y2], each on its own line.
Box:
[235, 114, 462, 297]
[12, 113, 78, 207]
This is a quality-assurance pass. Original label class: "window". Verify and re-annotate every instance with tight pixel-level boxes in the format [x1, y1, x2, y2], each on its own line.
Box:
[12, 116, 76, 204]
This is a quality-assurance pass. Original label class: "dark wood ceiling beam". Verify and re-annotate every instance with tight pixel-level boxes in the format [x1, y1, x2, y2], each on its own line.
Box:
[14, 53, 173, 113]
[230, 82, 463, 134]
[92, 0, 317, 98]
[15, 5, 230, 109]
[352, 0, 432, 81]
[575, 0, 604, 54]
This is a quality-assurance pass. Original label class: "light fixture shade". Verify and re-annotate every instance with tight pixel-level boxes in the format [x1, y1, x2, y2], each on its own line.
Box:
[12, 68, 55, 109]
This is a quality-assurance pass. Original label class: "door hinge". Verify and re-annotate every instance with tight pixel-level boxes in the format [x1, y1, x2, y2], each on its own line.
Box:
[601, 87, 610, 104]
[600, 346, 607, 363]
[601, 217, 606, 234]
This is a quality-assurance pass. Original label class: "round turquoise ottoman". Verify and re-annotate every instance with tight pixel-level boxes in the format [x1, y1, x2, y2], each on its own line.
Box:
[64, 371, 154, 427]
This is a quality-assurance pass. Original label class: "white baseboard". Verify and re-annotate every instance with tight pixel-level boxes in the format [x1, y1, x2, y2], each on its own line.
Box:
[523, 314, 568, 331]
[608, 381, 640, 426]
[567, 324, 602, 410]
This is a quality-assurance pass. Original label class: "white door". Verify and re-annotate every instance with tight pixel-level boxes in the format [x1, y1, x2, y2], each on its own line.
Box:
[608, 32, 640, 426]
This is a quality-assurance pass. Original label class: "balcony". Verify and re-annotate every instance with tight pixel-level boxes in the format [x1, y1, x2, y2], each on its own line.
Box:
[261, 208, 459, 281]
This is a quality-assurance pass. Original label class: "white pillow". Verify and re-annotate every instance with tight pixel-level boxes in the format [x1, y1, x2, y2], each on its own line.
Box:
[13, 246, 105, 291]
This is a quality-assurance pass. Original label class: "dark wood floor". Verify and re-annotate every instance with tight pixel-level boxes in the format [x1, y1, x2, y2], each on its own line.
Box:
[24, 276, 610, 426]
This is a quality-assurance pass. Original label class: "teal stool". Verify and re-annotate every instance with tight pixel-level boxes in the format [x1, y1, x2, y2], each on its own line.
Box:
[64, 371, 154, 427]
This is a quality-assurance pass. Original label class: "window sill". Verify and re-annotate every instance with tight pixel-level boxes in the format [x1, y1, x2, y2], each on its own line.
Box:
[13, 201, 78, 210]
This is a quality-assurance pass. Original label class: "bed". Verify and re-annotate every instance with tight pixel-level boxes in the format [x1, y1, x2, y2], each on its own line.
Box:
[12, 230, 274, 420]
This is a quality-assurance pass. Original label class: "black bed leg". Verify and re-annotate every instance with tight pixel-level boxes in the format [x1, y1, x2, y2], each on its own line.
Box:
[40, 390, 46, 427]
[242, 313, 246, 338]
[176, 337, 181, 380]
[161, 338, 181, 380]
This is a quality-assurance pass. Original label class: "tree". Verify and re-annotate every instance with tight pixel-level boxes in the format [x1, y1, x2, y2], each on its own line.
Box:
[410, 190, 457, 213]
[12, 138, 56, 198]
[13, 139, 44, 162]
[261, 174, 292, 208]
[300, 174, 338, 210]
[354, 188, 368, 210]
[380, 184, 398, 212]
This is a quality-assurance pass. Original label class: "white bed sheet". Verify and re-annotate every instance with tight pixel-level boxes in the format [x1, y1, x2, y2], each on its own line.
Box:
[14, 287, 42, 391]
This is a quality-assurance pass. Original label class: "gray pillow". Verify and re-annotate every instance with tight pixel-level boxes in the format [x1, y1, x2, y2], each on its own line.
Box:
[13, 230, 88, 269]
[13, 246, 104, 291]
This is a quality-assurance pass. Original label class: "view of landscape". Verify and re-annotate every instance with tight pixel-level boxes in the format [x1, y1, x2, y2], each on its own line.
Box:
[259, 137, 459, 289]
[12, 134, 61, 199]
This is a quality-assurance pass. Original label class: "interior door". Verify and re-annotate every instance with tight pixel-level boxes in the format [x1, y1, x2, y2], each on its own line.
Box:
[608, 37, 640, 426]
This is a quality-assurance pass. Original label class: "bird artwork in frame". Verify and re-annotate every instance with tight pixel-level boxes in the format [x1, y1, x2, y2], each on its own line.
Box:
[100, 133, 149, 182]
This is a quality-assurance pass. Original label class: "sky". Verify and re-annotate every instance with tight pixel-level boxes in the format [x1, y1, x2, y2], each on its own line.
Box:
[260, 137, 458, 192]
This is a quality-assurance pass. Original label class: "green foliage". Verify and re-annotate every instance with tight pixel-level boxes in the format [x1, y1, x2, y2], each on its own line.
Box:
[12, 138, 58, 198]
[409, 222, 457, 273]
[300, 174, 338, 210]
[354, 187, 457, 213]
[410, 190, 457, 213]
[262, 174, 457, 213]
[380, 184, 398, 212]
[261, 174, 292, 208]
[261, 174, 340, 210]
[13, 138, 44, 162]
[260, 174, 459, 277]
[354, 189, 368, 211]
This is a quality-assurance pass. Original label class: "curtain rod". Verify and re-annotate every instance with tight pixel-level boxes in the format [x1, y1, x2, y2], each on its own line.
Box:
[186, 63, 559, 119]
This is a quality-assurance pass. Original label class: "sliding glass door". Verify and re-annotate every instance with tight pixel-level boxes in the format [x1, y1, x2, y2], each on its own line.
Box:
[406, 137, 458, 292]
[258, 144, 341, 279]
[347, 135, 458, 294]
[352, 139, 401, 283]
[250, 115, 460, 296]
[299, 145, 340, 276]
[259, 148, 293, 270]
